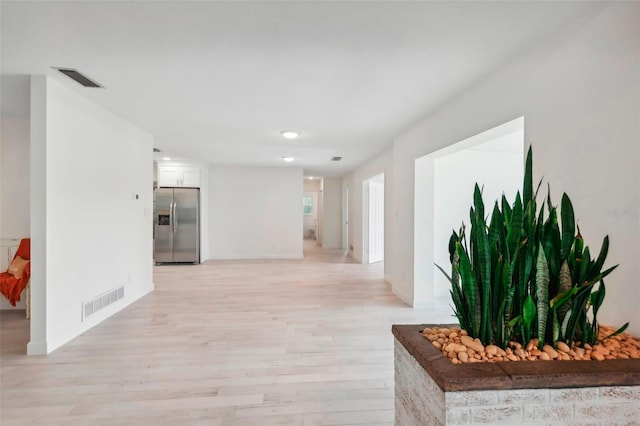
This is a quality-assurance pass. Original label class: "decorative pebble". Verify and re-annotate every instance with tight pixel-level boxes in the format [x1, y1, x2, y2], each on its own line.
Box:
[460, 335, 485, 353]
[543, 345, 559, 359]
[422, 325, 640, 364]
[485, 345, 499, 355]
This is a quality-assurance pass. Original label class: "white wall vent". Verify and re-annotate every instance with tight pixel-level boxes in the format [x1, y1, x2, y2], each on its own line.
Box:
[82, 286, 124, 321]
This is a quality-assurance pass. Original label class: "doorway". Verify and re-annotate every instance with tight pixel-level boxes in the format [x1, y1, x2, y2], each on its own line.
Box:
[303, 177, 321, 242]
[414, 116, 524, 304]
[343, 186, 349, 252]
[363, 173, 384, 264]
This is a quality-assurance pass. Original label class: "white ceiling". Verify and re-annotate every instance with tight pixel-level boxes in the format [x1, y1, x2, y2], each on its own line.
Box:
[1, 1, 598, 177]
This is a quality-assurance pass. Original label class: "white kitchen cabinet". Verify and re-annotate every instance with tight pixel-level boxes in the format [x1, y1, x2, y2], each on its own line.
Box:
[157, 166, 201, 188]
[181, 167, 200, 187]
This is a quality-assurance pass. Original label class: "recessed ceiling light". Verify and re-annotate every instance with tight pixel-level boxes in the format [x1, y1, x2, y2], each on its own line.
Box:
[162, 157, 171, 161]
[282, 156, 295, 162]
[306, 176, 314, 180]
[281, 131, 300, 140]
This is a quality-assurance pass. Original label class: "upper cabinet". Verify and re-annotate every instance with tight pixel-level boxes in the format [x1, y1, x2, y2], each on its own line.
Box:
[157, 165, 201, 188]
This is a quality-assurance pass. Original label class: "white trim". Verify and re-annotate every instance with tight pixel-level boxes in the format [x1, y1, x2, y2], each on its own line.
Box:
[27, 341, 48, 355]
[209, 254, 304, 260]
[391, 284, 412, 307]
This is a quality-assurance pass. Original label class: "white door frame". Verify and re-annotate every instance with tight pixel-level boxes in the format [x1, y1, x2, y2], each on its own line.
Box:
[363, 173, 384, 264]
[343, 186, 349, 252]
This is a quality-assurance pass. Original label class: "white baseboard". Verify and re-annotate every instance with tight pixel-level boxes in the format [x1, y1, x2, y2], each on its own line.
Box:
[27, 340, 48, 355]
[210, 253, 304, 260]
[391, 284, 412, 307]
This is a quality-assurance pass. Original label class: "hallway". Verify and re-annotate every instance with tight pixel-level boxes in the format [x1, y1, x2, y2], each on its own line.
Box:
[1, 246, 451, 425]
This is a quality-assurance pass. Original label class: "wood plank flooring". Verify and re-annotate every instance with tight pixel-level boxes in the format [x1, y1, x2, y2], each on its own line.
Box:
[0, 240, 452, 425]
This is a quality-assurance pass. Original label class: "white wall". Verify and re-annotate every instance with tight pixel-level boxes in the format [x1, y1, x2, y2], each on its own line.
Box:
[304, 179, 321, 192]
[29, 76, 154, 354]
[343, 148, 393, 265]
[321, 177, 343, 249]
[431, 129, 523, 299]
[208, 166, 303, 259]
[1, 75, 31, 310]
[349, 2, 640, 335]
[1, 76, 30, 240]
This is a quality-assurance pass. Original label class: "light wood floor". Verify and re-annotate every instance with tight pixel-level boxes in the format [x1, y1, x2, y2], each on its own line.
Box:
[0, 240, 452, 426]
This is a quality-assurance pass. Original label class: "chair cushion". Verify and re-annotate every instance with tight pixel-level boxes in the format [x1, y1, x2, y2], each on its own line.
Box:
[8, 256, 29, 278]
[0, 272, 22, 306]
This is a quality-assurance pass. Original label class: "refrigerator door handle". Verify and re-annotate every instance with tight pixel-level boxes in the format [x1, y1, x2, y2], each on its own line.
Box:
[174, 202, 179, 233]
[173, 201, 178, 233]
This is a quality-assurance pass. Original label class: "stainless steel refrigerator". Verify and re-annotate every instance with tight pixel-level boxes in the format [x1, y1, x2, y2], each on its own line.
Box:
[154, 188, 200, 264]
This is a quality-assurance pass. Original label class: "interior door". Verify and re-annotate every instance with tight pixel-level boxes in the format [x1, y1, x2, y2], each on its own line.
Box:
[173, 188, 199, 263]
[154, 188, 174, 263]
[368, 180, 384, 263]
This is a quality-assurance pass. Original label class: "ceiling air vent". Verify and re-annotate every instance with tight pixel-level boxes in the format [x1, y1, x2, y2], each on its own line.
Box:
[53, 68, 103, 88]
[153, 148, 161, 153]
[331, 157, 342, 161]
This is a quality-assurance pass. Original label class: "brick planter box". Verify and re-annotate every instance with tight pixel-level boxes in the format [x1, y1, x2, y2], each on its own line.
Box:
[393, 324, 640, 425]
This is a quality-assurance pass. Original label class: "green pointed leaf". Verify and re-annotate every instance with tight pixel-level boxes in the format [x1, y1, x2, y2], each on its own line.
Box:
[508, 315, 522, 329]
[488, 202, 503, 251]
[451, 250, 460, 290]
[448, 231, 459, 263]
[473, 184, 485, 222]
[456, 242, 479, 337]
[473, 185, 491, 342]
[583, 264, 618, 288]
[600, 322, 629, 341]
[507, 193, 524, 257]
[571, 228, 583, 284]
[523, 146, 533, 208]
[590, 235, 609, 277]
[534, 177, 544, 198]
[435, 263, 453, 284]
[522, 295, 536, 344]
[552, 310, 560, 344]
[560, 308, 571, 338]
[497, 299, 506, 347]
[560, 193, 575, 260]
[502, 194, 512, 224]
[536, 243, 549, 344]
[558, 261, 572, 294]
[550, 286, 578, 311]
[578, 246, 591, 285]
[590, 281, 606, 316]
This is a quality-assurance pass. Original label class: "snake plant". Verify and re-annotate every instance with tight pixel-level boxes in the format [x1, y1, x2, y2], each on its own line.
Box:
[437, 147, 628, 349]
